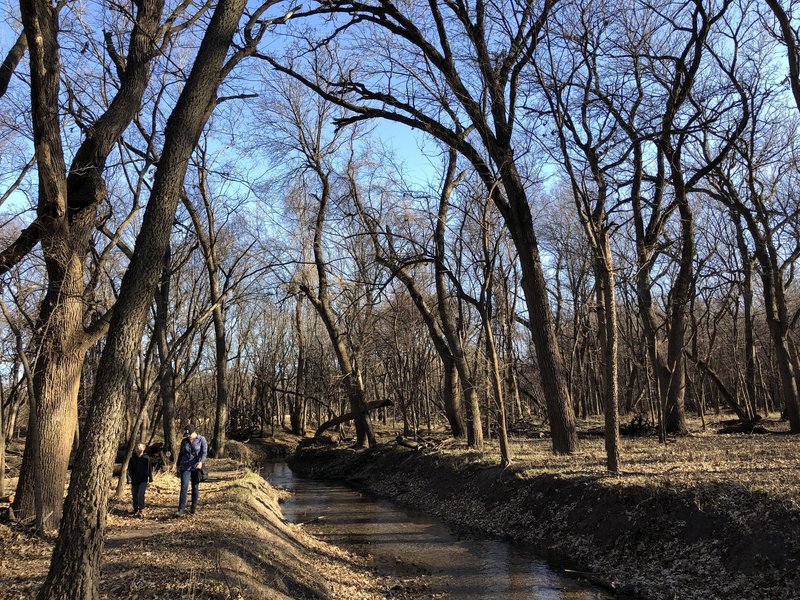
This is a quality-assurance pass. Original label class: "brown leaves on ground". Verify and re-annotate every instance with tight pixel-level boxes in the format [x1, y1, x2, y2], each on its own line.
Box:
[295, 415, 800, 600]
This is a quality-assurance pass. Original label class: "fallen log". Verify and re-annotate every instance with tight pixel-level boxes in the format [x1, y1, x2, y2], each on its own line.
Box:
[685, 351, 749, 420]
[716, 415, 769, 434]
[395, 435, 421, 450]
[298, 434, 338, 447]
[314, 399, 393, 438]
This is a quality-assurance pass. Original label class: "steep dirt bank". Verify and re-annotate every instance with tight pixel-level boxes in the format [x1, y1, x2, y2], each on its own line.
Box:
[0, 459, 403, 599]
[289, 440, 800, 600]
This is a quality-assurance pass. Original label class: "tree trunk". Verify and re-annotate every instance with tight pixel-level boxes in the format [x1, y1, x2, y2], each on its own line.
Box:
[732, 213, 757, 412]
[596, 236, 620, 473]
[434, 171, 483, 449]
[663, 192, 692, 435]
[302, 164, 375, 447]
[182, 186, 230, 457]
[498, 170, 577, 454]
[155, 246, 178, 463]
[38, 0, 247, 594]
[482, 313, 512, 467]
[291, 295, 307, 435]
[210, 304, 229, 456]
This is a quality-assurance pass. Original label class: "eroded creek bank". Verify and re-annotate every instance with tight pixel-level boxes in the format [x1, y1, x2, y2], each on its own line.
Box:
[285, 444, 800, 600]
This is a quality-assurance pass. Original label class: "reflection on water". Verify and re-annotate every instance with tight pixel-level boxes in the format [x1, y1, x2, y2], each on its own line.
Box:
[262, 462, 612, 599]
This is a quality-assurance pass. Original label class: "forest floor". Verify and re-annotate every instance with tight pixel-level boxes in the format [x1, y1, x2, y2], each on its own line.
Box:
[0, 444, 422, 599]
[289, 415, 800, 600]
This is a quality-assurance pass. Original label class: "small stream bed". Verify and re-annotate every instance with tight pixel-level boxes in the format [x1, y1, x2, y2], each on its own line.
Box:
[262, 461, 613, 599]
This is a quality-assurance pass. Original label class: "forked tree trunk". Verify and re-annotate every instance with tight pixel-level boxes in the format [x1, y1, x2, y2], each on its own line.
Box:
[733, 214, 758, 413]
[662, 164, 693, 435]
[11, 0, 166, 529]
[38, 0, 248, 595]
[434, 170, 483, 449]
[481, 313, 512, 467]
[301, 166, 375, 447]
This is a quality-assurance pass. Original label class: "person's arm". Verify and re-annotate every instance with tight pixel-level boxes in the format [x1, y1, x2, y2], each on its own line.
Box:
[197, 436, 208, 466]
[176, 442, 184, 474]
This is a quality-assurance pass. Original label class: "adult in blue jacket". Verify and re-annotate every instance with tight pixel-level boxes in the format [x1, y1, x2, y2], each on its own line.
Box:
[175, 424, 208, 516]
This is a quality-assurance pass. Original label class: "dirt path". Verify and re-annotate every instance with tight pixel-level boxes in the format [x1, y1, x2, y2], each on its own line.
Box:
[1, 458, 415, 599]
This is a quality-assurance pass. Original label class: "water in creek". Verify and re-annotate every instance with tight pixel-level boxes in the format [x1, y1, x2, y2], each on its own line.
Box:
[261, 462, 613, 599]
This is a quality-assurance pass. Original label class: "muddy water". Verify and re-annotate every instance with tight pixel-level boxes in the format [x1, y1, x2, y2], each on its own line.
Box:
[262, 462, 612, 599]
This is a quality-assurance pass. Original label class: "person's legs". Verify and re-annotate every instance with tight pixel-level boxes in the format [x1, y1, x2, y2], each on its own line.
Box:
[136, 481, 148, 512]
[178, 470, 191, 512]
[190, 469, 200, 512]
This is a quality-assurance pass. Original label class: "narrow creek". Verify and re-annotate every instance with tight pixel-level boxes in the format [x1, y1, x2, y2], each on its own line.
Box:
[262, 461, 613, 599]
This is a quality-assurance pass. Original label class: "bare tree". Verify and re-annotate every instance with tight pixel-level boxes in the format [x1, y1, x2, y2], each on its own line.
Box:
[264, 0, 579, 453]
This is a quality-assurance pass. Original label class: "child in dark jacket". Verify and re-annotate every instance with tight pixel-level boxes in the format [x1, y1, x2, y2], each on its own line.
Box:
[127, 443, 153, 516]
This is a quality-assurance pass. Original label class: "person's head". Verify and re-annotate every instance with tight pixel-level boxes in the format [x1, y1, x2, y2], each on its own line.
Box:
[135, 442, 146, 456]
[183, 424, 197, 440]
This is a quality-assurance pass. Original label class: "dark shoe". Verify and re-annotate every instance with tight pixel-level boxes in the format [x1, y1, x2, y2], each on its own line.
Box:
[189, 506, 196, 515]
[175, 509, 184, 517]
[132, 509, 140, 516]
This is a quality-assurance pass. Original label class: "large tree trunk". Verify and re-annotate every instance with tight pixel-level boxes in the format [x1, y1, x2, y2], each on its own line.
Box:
[13, 271, 83, 528]
[498, 168, 577, 454]
[38, 0, 248, 594]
